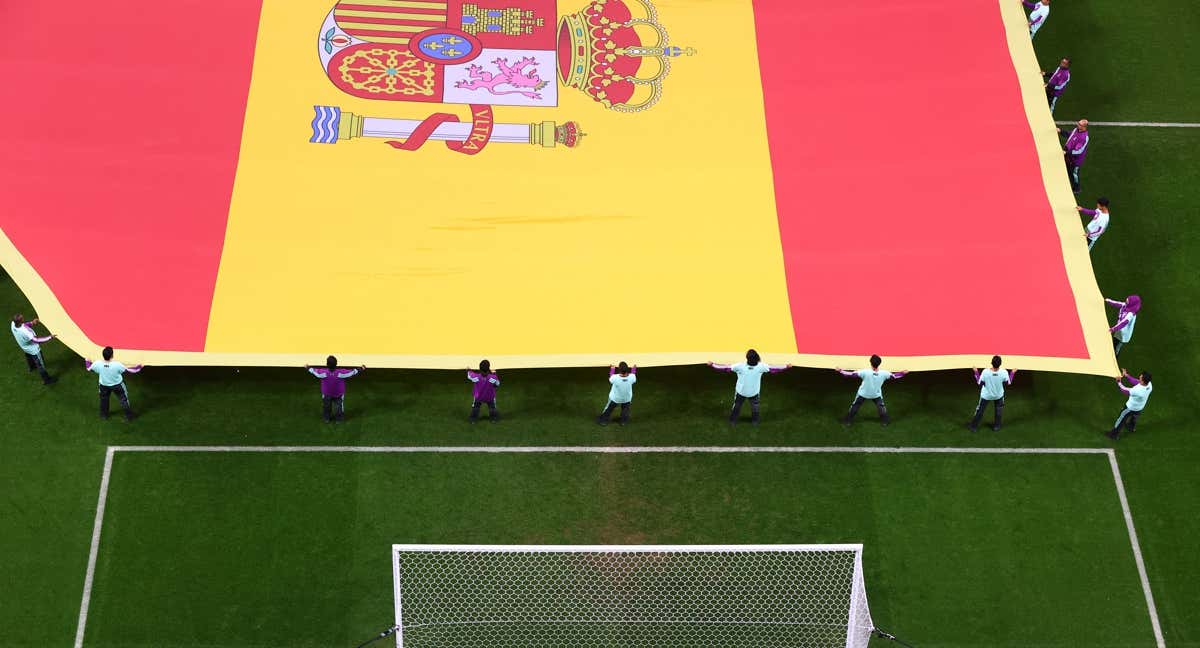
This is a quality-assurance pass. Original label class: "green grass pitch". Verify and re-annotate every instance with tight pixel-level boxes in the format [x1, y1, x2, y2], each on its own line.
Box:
[84, 451, 1147, 647]
[2, 1, 1200, 646]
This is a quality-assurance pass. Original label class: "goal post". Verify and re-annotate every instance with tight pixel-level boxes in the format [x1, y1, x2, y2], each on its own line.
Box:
[391, 544, 876, 648]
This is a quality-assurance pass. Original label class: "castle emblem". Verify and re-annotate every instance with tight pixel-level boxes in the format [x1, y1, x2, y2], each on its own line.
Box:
[309, 0, 695, 154]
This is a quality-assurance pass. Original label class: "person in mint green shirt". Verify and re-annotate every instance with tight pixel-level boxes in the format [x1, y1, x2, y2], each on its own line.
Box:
[11, 314, 57, 385]
[597, 362, 637, 426]
[1109, 368, 1152, 440]
[969, 355, 1016, 432]
[710, 349, 791, 425]
[836, 355, 907, 426]
[85, 346, 143, 421]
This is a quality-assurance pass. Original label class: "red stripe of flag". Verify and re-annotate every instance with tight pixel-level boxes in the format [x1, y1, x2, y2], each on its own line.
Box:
[752, 0, 1088, 358]
[0, 0, 264, 351]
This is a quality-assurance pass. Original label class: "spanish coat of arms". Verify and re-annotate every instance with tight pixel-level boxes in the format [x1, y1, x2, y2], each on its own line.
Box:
[309, 0, 694, 154]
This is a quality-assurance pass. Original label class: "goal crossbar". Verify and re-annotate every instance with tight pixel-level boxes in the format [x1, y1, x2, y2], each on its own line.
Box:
[394, 544, 868, 553]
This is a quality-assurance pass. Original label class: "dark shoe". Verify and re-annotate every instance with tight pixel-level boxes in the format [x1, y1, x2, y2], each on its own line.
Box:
[597, 418, 608, 426]
[124, 412, 135, 422]
[489, 417, 499, 423]
[1106, 430, 1120, 440]
[43, 376, 58, 385]
[966, 423, 977, 432]
[991, 424, 1001, 432]
[100, 414, 109, 421]
[323, 417, 332, 423]
[881, 418, 891, 427]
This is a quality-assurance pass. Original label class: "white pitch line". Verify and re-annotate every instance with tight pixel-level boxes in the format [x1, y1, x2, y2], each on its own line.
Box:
[1108, 452, 1167, 648]
[1056, 120, 1200, 128]
[74, 447, 115, 648]
[108, 445, 1113, 455]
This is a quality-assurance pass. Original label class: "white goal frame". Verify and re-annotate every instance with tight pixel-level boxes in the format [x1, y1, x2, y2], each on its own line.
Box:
[390, 543, 874, 648]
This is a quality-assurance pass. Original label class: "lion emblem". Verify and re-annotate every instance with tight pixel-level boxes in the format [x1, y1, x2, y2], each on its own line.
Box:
[454, 57, 549, 100]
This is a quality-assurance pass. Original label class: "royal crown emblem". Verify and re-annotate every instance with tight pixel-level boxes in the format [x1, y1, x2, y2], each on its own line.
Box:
[309, 0, 695, 154]
[558, 0, 696, 113]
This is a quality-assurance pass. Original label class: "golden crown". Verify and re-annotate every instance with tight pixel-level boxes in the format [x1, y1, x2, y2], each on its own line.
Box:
[557, 0, 696, 113]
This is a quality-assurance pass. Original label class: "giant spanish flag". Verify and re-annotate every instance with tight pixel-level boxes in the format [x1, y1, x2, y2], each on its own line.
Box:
[0, 0, 1116, 374]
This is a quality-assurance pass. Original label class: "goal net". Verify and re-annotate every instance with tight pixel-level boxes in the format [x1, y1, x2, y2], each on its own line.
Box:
[391, 544, 875, 648]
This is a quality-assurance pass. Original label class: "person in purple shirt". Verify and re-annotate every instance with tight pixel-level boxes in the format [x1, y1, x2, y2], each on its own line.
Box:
[306, 355, 365, 422]
[1022, 0, 1050, 38]
[1106, 294, 1140, 356]
[1042, 57, 1070, 113]
[467, 359, 501, 423]
[1059, 119, 1090, 194]
[1076, 197, 1110, 251]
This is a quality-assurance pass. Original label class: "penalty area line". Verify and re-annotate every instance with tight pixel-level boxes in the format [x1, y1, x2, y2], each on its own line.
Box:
[74, 447, 114, 648]
[1108, 452, 1167, 648]
[74, 445, 1164, 648]
[106, 445, 1114, 455]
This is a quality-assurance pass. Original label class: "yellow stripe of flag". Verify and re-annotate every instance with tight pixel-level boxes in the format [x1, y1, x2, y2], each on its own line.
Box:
[340, 0, 446, 8]
[208, 0, 799, 360]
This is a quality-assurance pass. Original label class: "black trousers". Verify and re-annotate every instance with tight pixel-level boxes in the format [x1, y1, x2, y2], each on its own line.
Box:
[970, 397, 1004, 429]
[99, 383, 132, 419]
[24, 352, 53, 383]
[1110, 408, 1141, 438]
[847, 396, 889, 423]
[730, 393, 760, 423]
[470, 399, 499, 421]
[597, 400, 631, 424]
[1066, 160, 1082, 193]
[1045, 87, 1061, 113]
[322, 395, 345, 421]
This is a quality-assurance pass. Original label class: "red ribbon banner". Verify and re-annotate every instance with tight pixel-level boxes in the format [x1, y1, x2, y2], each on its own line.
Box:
[386, 105, 495, 155]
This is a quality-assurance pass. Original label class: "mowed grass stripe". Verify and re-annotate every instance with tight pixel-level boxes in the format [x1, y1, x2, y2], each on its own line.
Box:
[81, 452, 1155, 647]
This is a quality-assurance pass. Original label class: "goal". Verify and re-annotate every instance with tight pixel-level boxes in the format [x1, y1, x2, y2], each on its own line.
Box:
[390, 544, 875, 648]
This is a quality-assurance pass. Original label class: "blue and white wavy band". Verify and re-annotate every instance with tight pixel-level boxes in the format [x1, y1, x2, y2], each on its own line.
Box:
[310, 105, 342, 144]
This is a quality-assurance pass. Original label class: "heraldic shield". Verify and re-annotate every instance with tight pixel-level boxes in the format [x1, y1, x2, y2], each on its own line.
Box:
[310, 0, 695, 154]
